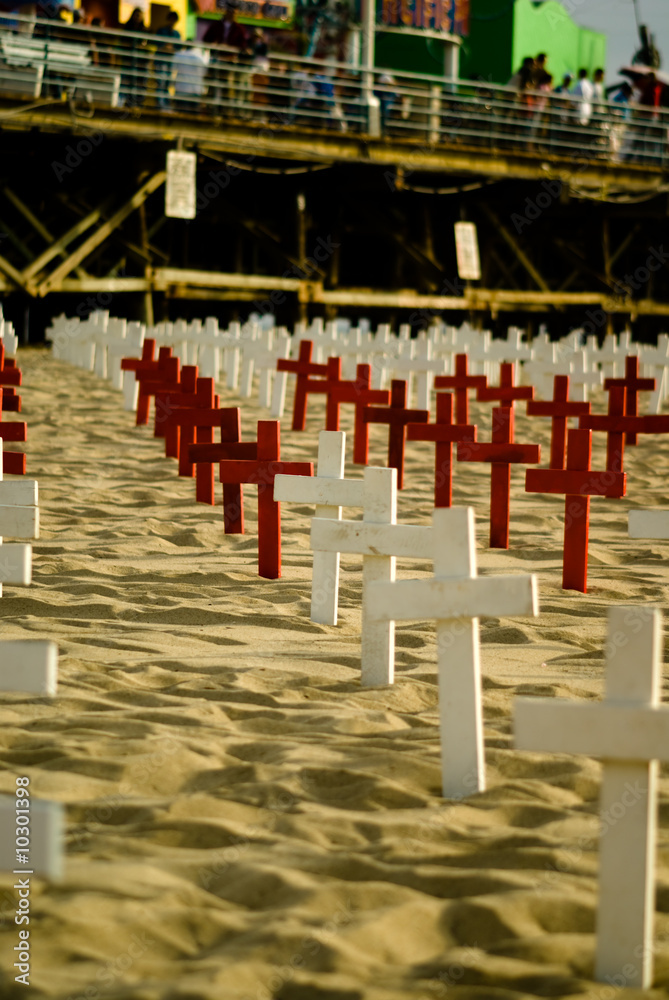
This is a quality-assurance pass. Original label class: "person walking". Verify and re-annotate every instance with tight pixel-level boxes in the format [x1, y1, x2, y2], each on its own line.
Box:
[155, 10, 181, 110]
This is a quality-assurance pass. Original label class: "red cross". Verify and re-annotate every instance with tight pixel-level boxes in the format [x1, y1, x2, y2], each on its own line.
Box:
[217, 420, 313, 579]
[297, 357, 342, 429]
[526, 375, 590, 469]
[477, 362, 534, 408]
[170, 403, 240, 504]
[525, 428, 626, 592]
[159, 375, 218, 462]
[457, 406, 540, 548]
[0, 388, 26, 475]
[188, 412, 251, 533]
[406, 392, 476, 507]
[153, 365, 199, 444]
[362, 380, 429, 489]
[276, 340, 331, 431]
[135, 351, 180, 426]
[604, 355, 656, 445]
[120, 338, 156, 379]
[1, 389, 20, 413]
[324, 363, 390, 465]
[0, 342, 21, 388]
[580, 385, 669, 473]
[434, 353, 487, 425]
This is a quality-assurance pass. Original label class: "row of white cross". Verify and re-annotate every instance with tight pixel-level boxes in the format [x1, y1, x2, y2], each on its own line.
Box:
[48, 310, 669, 412]
[0, 426, 63, 882]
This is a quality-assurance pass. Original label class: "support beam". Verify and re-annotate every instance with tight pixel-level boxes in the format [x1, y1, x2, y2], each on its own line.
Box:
[481, 204, 551, 292]
[37, 172, 167, 296]
[21, 207, 103, 281]
[4, 186, 88, 279]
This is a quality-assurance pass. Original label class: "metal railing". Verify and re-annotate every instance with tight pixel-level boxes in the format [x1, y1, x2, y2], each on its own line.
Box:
[0, 14, 668, 169]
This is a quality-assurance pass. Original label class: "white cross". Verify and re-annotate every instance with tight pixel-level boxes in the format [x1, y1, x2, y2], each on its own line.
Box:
[0, 455, 37, 593]
[629, 509, 669, 540]
[0, 798, 64, 880]
[310, 466, 399, 686]
[274, 431, 368, 626]
[515, 606, 669, 988]
[366, 507, 538, 797]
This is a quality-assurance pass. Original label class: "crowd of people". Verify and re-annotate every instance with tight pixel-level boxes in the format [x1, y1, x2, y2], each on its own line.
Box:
[1, 9, 667, 162]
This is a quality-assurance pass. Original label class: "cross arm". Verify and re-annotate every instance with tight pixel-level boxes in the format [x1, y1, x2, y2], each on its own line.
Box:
[274, 475, 364, 507]
[526, 469, 626, 497]
[368, 574, 538, 622]
[515, 699, 669, 761]
[0, 505, 39, 538]
[189, 442, 257, 464]
[407, 423, 476, 443]
[629, 510, 669, 539]
[0, 421, 27, 442]
[0, 370, 21, 387]
[311, 518, 434, 559]
[219, 460, 313, 484]
[527, 401, 590, 417]
[0, 481, 37, 505]
[0, 543, 32, 584]
[458, 443, 540, 464]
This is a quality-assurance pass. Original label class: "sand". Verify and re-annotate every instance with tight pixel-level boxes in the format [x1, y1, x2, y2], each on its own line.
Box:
[1, 347, 669, 999]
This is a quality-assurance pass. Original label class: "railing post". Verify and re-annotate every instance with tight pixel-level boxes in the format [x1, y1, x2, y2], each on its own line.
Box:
[429, 84, 441, 144]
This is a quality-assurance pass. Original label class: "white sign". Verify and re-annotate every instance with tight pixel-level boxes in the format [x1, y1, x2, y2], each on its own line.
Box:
[454, 221, 481, 281]
[165, 150, 197, 220]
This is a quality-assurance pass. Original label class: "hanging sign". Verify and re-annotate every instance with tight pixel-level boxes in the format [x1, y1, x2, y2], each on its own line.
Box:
[165, 150, 197, 221]
[454, 221, 481, 281]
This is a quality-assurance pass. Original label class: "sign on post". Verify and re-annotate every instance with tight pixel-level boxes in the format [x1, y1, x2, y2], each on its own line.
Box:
[454, 221, 481, 281]
[165, 151, 197, 221]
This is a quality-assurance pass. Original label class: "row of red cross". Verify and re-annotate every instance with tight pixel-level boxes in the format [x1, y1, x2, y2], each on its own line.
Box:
[0, 341, 27, 474]
[118, 339, 665, 595]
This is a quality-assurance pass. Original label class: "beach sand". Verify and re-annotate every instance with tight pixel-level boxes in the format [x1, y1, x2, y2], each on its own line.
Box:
[1, 347, 669, 999]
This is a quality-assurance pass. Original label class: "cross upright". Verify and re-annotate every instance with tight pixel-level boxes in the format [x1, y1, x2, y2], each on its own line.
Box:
[218, 420, 313, 579]
[164, 388, 240, 505]
[366, 507, 538, 796]
[526, 375, 590, 469]
[515, 606, 669, 988]
[476, 361, 534, 409]
[604, 355, 655, 445]
[324, 364, 390, 465]
[525, 428, 626, 592]
[457, 406, 540, 548]
[629, 508, 669, 540]
[406, 392, 477, 507]
[362, 380, 429, 489]
[434, 353, 487, 424]
[120, 338, 156, 411]
[309, 466, 400, 686]
[276, 340, 331, 431]
[275, 430, 368, 625]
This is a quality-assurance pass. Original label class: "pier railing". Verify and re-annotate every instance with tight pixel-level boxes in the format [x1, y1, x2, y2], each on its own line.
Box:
[1, 15, 667, 169]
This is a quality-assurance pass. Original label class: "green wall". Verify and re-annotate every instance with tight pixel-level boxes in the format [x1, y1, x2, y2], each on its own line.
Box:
[375, 32, 450, 76]
[460, 0, 514, 82]
[461, 0, 606, 84]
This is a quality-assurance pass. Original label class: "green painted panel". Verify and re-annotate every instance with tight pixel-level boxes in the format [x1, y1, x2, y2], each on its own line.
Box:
[462, 0, 606, 84]
[460, 0, 514, 83]
[375, 32, 449, 75]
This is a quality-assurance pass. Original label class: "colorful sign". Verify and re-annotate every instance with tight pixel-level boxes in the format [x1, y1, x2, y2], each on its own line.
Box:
[379, 0, 469, 35]
[196, 0, 294, 27]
